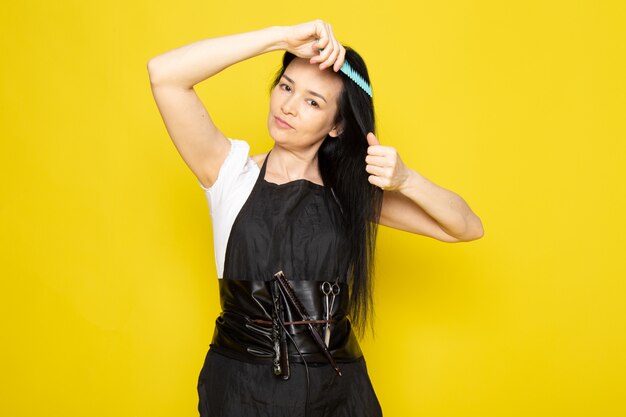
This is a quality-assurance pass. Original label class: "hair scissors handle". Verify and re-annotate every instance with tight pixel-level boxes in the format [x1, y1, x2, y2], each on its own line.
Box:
[320, 278, 341, 347]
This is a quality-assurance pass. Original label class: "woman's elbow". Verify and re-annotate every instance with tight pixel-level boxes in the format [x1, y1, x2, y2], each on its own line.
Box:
[461, 217, 485, 241]
[447, 216, 484, 242]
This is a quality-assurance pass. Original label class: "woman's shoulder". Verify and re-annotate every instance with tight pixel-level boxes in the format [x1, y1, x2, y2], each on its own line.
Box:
[225, 139, 266, 170]
[250, 152, 269, 169]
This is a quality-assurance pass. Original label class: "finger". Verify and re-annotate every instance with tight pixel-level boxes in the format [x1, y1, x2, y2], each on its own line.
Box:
[367, 145, 391, 156]
[325, 38, 341, 70]
[366, 132, 380, 146]
[312, 38, 322, 53]
[365, 155, 392, 167]
[311, 42, 328, 63]
[321, 44, 338, 69]
[315, 20, 328, 45]
[313, 41, 333, 64]
[333, 45, 346, 72]
[367, 175, 386, 190]
[322, 26, 340, 69]
[332, 46, 345, 72]
[365, 164, 388, 177]
[310, 25, 329, 63]
[318, 22, 332, 57]
[319, 23, 339, 69]
[317, 39, 334, 66]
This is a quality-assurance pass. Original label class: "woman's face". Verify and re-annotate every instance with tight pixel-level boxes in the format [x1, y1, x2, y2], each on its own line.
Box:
[268, 57, 344, 150]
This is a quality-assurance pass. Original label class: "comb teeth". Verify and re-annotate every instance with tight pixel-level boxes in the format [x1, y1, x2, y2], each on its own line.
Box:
[318, 47, 373, 98]
[339, 61, 373, 98]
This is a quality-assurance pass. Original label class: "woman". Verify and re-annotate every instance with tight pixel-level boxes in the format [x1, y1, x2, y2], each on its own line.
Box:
[148, 20, 484, 417]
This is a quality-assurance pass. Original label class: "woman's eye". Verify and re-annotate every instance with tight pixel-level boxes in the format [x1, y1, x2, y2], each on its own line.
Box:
[278, 84, 317, 107]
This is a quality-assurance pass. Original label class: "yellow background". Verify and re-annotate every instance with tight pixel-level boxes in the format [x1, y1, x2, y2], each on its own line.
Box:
[2, 1, 625, 416]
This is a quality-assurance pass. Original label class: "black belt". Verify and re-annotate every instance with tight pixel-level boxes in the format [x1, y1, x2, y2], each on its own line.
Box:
[210, 272, 363, 378]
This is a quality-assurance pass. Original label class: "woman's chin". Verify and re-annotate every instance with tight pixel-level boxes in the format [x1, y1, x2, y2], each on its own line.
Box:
[268, 125, 290, 142]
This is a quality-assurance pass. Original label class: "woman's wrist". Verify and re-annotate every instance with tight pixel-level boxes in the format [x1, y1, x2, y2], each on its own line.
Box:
[397, 168, 425, 195]
[267, 26, 289, 52]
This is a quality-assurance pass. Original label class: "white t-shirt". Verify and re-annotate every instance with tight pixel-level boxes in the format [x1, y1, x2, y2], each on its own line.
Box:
[198, 138, 260, 279]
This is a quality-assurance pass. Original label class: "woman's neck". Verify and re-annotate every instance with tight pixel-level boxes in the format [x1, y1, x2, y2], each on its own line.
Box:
[265, 143, 323, 184]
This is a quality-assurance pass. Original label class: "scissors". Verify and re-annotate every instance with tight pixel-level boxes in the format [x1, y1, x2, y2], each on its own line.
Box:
[320, 278, 341, 347]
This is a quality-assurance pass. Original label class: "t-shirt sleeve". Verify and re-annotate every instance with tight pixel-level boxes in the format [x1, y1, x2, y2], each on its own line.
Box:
[197, 138, 255, 213]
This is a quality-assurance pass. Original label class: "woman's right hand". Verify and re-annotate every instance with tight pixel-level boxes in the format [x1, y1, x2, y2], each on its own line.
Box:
[282, 20, 346, 72]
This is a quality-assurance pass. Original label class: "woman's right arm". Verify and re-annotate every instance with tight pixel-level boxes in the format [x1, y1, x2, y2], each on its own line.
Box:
[147, 21, 344, 189]
[147, 21, 346, 189]
[147, 26, 289, 189]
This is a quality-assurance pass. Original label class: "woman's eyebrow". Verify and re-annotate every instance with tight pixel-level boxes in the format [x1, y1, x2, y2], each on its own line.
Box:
[281, 74, 328, 103]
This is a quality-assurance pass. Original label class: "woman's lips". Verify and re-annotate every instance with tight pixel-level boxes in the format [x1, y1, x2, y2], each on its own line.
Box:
[275, 116, 293, 129]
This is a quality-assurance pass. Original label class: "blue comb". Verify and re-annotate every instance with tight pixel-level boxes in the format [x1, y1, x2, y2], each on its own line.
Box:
[318, 46, 373, 98]
[339, 61, 373, 98]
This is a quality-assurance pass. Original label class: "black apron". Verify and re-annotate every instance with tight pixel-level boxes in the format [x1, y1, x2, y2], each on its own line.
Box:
[197, 149, 383, 417]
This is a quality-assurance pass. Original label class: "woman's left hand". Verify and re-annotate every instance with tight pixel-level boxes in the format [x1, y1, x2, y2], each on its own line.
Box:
[365, 132, 411, 191]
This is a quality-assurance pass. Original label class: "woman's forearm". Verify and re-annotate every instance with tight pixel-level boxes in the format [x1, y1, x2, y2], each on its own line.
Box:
[399, 169, 484, 240]
[147, 26, 288, 87]
[365, 132, 484, 240]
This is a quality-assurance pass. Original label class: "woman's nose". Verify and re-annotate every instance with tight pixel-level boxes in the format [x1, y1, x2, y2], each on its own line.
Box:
[281, 96, 297, 116]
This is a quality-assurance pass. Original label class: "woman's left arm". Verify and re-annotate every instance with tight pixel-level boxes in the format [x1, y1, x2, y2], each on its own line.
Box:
[365, 133, 484, 242]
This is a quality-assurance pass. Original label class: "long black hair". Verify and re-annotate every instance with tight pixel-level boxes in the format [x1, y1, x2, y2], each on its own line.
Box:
[269, 47, 383, 338]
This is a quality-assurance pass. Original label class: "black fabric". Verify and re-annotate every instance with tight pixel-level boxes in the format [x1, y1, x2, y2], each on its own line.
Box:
[222, 151, 350, 283]
[211, 278, 364, 365]
[197, 150, 383, 416]
[198, 349, 382, 417]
